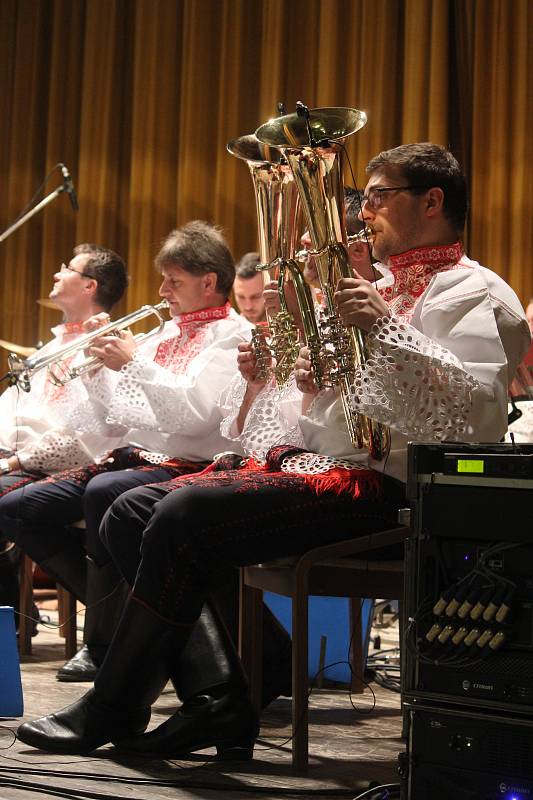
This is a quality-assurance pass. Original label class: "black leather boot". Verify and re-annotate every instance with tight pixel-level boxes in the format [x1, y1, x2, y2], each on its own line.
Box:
[16, 599, 185, 754]
[208, 567, 292, 707]
[57, 558, 129, 682]
[39, 548, 88, 604]
[118, 601, 259, 760]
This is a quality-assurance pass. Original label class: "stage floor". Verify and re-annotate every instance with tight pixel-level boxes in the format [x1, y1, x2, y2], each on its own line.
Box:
[1, 612, 402, 800]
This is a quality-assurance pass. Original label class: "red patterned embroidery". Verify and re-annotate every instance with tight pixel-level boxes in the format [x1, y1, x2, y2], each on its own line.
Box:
[379, 243, 470, 322]
[42, 325, 87, 402]
[179, 304, 230, 325]
[60, 322, 86, 335]
[154, 303, 231, 374]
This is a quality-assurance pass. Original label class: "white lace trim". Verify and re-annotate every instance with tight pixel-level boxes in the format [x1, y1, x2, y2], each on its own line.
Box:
[347, 316, 477, 441]
[18, 432, 93, 474]
[137, 449, 171, 464]
[281, 452, 366, 474]
[220, 373, 304, 462]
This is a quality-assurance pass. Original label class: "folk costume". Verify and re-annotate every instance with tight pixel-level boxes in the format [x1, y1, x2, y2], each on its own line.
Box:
[15, 243, 530, 756]
[0, 304, 255, 677]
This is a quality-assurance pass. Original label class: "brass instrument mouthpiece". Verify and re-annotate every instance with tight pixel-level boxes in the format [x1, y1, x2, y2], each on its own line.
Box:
[349, 226, 375, 245]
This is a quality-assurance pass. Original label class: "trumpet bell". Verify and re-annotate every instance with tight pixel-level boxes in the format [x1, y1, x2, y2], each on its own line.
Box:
[255, 107, 367, 149]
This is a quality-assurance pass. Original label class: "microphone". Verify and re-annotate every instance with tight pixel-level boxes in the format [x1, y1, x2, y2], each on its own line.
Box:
[59, 164, 79, 211]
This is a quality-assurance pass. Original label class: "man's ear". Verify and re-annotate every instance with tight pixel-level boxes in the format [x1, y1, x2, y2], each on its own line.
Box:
[203, 272, 218, 295]
[84, 277, 98, 298]
[425, 186, 444, 217]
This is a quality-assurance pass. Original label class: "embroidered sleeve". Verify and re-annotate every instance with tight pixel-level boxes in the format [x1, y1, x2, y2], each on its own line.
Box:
[47, 371, 126, 437]
[17, 431, 94, 474]
[348, 316, 478, 441]
[220, 373, 304, 461]
[105, 353, 229, 435]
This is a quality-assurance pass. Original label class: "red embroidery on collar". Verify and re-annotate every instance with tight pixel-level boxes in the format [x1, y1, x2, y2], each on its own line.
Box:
[154, 304, 230, 374]
[177, 303, 230, 325]
[389, 242, 464, 270]
[52, 321, 86, 337]
[380, 243, 468, 322]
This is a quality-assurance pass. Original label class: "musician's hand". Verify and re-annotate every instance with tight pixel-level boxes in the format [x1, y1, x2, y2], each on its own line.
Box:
[265, 277, 308, 337]
[82, 312, 111, 333]
[263, 280, 281, 317]
[295, 345, 319, 396]
[88, 330, 137, 370]
[334, 274, 390, 331]
[237, 341, 269, 389]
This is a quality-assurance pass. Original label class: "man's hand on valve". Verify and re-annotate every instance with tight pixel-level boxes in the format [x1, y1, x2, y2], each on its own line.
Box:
[334, 273, 390, 332]
[237, 341, 270, 391]
[88, 330, 137, 371]
[295, 345, 319, 397]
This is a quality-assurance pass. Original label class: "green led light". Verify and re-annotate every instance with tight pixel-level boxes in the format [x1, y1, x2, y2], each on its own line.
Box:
[457, 459, 485, 474]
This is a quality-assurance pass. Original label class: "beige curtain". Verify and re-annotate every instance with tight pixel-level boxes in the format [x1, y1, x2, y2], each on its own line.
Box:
[0, 0, 531, 372]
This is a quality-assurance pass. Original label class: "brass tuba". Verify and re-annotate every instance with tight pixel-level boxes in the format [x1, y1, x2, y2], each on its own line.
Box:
[227, 134, 318, 385]
[256, 106, 390, 460]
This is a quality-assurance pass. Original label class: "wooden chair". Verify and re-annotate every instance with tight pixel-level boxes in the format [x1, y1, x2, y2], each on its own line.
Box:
[18, 554, 78, 658]
[239, 525, 409, 772]
[18, 520, 86, 658]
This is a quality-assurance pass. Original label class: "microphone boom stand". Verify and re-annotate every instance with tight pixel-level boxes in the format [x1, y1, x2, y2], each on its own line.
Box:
[0, 184, 67, 243]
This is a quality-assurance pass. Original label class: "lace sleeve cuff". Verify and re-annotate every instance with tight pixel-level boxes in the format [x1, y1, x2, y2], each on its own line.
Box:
[220, 374, 304, 461]
[106, 356, 161, 429]
[17, 433, 93, 475]
[348, 316, 478, 441]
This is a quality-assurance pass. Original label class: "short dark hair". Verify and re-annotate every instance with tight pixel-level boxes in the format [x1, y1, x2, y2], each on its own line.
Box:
[73, 243, 128, 311]
[366, 143, 468, 233]
[155, 221, 235, 299]
[235, 252, 260, 279]
[344, 187, 364, 236]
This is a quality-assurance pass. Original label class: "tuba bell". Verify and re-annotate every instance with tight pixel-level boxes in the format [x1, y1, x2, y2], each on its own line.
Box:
[256, 105, 390, 460]
[227, 134, 318, 386]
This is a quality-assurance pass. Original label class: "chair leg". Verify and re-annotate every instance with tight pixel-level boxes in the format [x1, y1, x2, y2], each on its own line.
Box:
[292, 574, 309, 772]
[239, 571, 263, 712]
[349, 598, 365, 695]
[58, 585, 78, 659]
[18, 555, 34, 656]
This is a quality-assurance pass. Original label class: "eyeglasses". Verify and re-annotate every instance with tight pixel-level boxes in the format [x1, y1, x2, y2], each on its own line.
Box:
[361, 185, 429, 211]
[60, 263, 96, 280]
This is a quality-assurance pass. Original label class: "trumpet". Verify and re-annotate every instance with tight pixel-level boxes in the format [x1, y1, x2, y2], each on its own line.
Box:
[8, 300, 169, 392]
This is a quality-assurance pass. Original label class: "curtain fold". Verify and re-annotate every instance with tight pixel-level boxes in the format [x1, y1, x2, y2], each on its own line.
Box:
[0, 0, 530, 376]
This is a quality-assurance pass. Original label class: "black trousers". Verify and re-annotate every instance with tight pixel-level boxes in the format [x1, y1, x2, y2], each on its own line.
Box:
[101, 462, 405, 626]
[0, 463, 201, 566]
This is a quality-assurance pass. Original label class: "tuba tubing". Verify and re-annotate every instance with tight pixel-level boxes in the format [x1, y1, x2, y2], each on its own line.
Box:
[255, 106, 390, 460]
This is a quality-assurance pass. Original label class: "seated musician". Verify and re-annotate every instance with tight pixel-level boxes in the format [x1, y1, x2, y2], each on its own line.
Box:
[0, 245, 127, 618]
[15, 143, 530, 758]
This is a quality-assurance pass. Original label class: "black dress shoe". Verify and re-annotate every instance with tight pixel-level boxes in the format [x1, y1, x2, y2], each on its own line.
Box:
[56, 645, 100, 682]
[117, 691, 259, 760]
[17, 689, 150, 754]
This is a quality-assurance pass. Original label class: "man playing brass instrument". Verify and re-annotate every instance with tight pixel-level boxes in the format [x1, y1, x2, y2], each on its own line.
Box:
[2, 221, 291, 708]
[0, 244, 127, 619]
[15, 143, 530, 759]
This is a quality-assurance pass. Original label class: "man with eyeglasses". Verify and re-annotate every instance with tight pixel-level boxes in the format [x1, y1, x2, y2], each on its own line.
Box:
[0, 243, 128, 622]
[13, 144, 530, 760]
